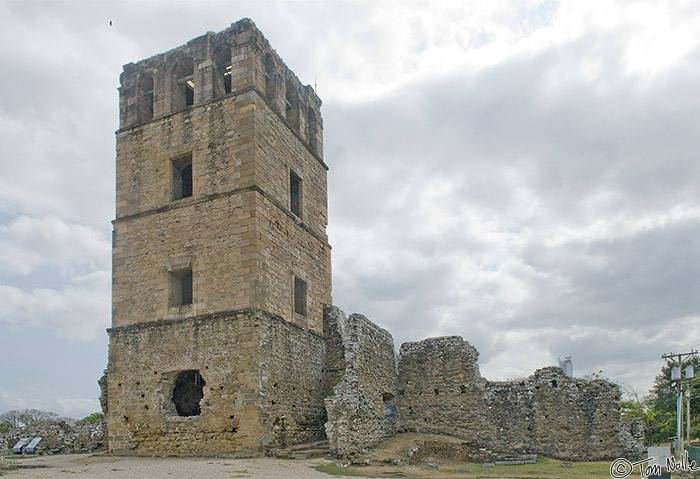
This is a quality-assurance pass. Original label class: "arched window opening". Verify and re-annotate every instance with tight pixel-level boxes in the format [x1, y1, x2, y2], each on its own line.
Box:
[173, 58, 195, 110]
[265, 54, 275, 100]
[138, 74, 154, 122]
[214, 46, 232, 95]
[307, 107, 317, 149]
[285, 81, 300, 131]
[171, 370, 205, 417]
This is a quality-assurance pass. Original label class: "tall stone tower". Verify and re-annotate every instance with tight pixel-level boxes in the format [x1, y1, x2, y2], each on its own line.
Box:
[106, 19, 332, 456]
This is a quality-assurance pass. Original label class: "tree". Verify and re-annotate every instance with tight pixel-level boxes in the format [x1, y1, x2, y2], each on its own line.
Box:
[0, 409, 59, 430]
[648, 356, 700, 444]
[621, 391, 673, 446]
[80, 412, 104, 423]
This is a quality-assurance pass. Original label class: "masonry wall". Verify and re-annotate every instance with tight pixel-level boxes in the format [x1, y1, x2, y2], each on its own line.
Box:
[323, 307, 398, 456]
[106, 309, 327, 456]
[485, 367, 642, 460]
[397, 336, 643, 460]
[398, 336, 494, 443]
[256, 310, 329, 448]
[0, 419, 106, 455]
[113, 91, 330, 332]
[113, 18, 330, 333]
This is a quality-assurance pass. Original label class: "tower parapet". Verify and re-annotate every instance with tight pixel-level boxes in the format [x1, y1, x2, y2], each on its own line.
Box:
[118, 19, 323, 159]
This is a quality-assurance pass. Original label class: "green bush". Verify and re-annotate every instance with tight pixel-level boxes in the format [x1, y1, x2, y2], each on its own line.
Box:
[80, 412, 105, 423]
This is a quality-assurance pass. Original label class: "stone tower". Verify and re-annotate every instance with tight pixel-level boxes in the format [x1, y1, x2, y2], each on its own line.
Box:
[106, 19, 332, 455]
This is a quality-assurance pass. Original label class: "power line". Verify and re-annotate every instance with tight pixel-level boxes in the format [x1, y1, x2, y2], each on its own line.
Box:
[677, 336, 700, 352]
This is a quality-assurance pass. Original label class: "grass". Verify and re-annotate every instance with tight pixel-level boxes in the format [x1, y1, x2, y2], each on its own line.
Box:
[315, 463, 378, 476]
[312, 434, 618, 479]
[315, 456, 613, 479]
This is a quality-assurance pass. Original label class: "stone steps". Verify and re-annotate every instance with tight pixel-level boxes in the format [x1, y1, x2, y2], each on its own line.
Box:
[493, 454, 538, 465]
[270, 440, 330, 459]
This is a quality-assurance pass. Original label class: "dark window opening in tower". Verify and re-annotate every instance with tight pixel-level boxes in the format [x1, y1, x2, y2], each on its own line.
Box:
[223, 65, 232, 93]
[290, 169, 301, 217]
[264, 54, 275, 102]
[174, 58, 194, 110]
[285, 81, 299, 130]
[172, 154, 193, 200]
[139, 74, 154, 122]
[294, 276, 307, 316]
[180, 270, 192, 305]
[307, 107, 317, 150]
[215, 46, 232, 96]
[185, 79, 194, 106]
[171, 370, 205, 417]
[170, 268, 193, 307]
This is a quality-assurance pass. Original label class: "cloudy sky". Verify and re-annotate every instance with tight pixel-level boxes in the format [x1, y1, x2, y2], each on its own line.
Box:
[2, 0, 700, 418]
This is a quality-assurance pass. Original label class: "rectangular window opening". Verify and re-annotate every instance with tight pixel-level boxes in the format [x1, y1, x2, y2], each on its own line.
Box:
[170, 268, 193, 307]
[172, 154, 193, 201]
[290, 169, 302, 217]
[294, 277, 307, 316]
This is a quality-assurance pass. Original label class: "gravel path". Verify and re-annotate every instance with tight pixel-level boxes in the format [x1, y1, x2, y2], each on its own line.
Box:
[6, 453, 367, 478]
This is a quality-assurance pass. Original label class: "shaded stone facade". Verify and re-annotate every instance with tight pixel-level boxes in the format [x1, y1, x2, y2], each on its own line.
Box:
[323, 307, 398, 456]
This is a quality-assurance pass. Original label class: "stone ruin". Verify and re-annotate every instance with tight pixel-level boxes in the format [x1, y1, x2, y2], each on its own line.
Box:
[322, 308, 643, 460]
[103, 18, 643, 460]
[0, 418, 106, 455]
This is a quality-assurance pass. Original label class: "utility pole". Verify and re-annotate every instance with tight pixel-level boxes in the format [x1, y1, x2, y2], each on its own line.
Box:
[661, 351, 697, 453]
[687, 383, 691, 445]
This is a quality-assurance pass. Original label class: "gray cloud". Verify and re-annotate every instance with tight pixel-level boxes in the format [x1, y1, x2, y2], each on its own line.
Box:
[1, 0, 699, 417]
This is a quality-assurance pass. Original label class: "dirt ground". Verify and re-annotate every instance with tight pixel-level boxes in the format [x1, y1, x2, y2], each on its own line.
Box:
[3, 453, 366, 479]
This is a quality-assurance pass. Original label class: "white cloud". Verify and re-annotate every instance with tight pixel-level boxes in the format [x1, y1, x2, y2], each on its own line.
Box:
[0, 215, 110, 277]
[0, 0, 698, 413]
[0, 272, 110, 342]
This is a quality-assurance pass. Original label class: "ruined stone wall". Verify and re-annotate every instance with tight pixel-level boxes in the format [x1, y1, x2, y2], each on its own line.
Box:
[397, 336, 643, 461]
[256, 311, 328, 448]
[106, 309, 326, 456]
[0, 419, 106, 455]
[486, 367, 641, 460]
[398, 337, 494, 443]
[323, 307, 398, 456]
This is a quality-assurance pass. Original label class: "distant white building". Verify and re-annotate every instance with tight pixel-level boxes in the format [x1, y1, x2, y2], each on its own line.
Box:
[559, 357, 573, 377]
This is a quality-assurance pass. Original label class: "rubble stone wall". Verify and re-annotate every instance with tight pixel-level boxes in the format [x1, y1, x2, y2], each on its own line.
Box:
[397, 336, 643, 460]
[323, 307, 398, 456]
[106, 308, 326, 456]
[398, 337, 494, 442]
[0, 419, 106, 455]
[256, 309, 328, 448]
